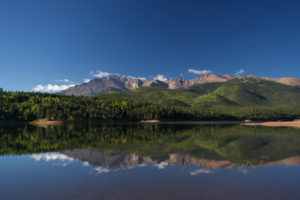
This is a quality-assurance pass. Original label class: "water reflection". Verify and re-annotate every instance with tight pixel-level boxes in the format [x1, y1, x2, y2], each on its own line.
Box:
[30, 146, 300, 176]
[31, 153, 74, 162]
[31, 152, 75, 167]
[2, 123, 300, 200]
[2, 123, 300, 168]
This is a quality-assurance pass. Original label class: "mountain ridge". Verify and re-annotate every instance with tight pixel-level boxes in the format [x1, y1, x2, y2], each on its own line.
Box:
[62, 149, 300, 171]
[61, 74, 300, 96]
[101, 77, 300, 108]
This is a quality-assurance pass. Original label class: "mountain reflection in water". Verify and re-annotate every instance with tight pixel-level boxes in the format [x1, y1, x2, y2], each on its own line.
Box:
[2, 123, 300, 200]
[2, 123, 300, 166]
[30, 148, 300, 173]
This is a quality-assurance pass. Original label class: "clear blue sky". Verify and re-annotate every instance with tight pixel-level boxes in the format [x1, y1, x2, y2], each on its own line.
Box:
[1, 0, 300, 91]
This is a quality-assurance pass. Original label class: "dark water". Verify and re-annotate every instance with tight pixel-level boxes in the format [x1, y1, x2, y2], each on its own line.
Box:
[1, 123, 300, 200]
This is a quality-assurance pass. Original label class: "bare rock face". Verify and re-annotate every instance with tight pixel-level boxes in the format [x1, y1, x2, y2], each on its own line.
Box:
[62, 75, 145, 96]
[143, 80, 169, 88]
[165, 74, 234, 89]
[61, 74, 300, 96]
[62, 149, 237, 170]
[185, 74, 233, 86]
[62, 149, 300, 170]
[165, 77, 187, 89]
[240, 75, 300, 86]
[274, 78, 300, 86]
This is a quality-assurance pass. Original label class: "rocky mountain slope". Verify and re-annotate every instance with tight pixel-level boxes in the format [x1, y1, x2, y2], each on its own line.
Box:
[61, 74, 300, 96]
[102, 77, 300, 107]
[61, 74, 234, 96]
[62, 149, 300, 171]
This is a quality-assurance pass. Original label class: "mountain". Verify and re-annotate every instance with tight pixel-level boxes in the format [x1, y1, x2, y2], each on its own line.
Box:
[62, 149, 300, 171]
[62, 75, 166, 96]
[102, 77, 300, 107]
[61, 74, 234, 96]
[60, 125, 300, 169]
[192, 77, 300, 107]
[246, 75, 300, 86]
[165, 74, 234, 89]
[61, 74, 300, 96]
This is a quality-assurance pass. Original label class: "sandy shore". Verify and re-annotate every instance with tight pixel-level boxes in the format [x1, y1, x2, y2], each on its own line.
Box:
[32, 121, 64, 125]
[27, 119, 300, 127]
[243, 121, 300, 128]
[139, 120, 161, 123]
[29, 119, 65, 126]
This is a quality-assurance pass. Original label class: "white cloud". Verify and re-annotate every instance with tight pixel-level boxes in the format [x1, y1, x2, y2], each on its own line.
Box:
[55, 79, 73, 83]
[155, 162, 169, 169]
[190, 168, 214, 176]
[94, 166, 111, 174]
[153, 74, 167, 81]
[61, 163, 68, 167]
[83, 78, 91, 83]
[31, 153, 74, 162]
[33, 69, 150, 92]
[188, 69, 212, 75]
[55, 162, 70, 167]
[93, 70, 112, 78]
[238, 167, 248, 174]
[33, 84, 75, 92]
[82, 161, 90, 166]
[92, 71, 147, 80]
[235, 69, 245, 76]
[128, 75, 147, 80]
[128, 164, 147, 169]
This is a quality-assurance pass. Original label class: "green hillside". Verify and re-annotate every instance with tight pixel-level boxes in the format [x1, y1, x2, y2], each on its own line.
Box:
[193, 93, 238, 107]
[195, 78, 300, 107]
[182, 82, 225, 95]
[101, 77, 300, 108]
[102, 87, 198, 107]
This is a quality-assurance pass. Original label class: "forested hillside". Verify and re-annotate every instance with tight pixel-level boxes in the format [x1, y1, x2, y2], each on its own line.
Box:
[194, 78, 300, 107]
[0, 90, 300, 122]
[102, 87, 198, 107]
[101, 77, 300, 108]
[0, 91, 191, 121]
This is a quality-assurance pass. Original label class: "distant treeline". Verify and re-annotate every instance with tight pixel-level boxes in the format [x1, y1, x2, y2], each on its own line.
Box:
[0, 91, 300, 121]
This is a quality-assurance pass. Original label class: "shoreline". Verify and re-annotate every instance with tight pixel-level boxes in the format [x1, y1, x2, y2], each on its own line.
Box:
[2, 119, 300, 128]
[243, 121, 300, 128]
[1, 119, 245, 126]
[30, 119, 244, 125]
[30, 120, 300, 128]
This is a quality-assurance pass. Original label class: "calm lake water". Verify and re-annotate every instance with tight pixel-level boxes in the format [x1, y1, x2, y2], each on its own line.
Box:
[1, 123, 300, 200]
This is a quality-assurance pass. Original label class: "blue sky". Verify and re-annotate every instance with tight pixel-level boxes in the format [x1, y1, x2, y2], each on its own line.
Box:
[1, 0, 300, 91]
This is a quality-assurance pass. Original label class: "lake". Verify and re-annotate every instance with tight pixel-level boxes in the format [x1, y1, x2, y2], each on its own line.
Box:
[1, 123, 300, 200]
